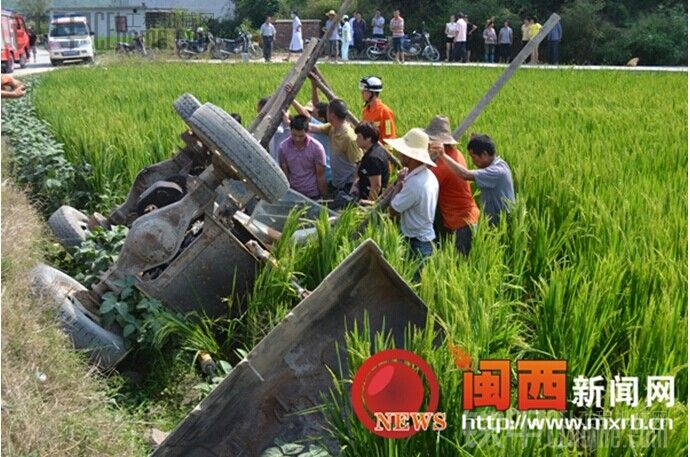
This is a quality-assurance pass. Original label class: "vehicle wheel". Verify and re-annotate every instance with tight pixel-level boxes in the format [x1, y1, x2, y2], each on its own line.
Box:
[424, 46, 441, 62]
[386, 46, 395, 61]
[4, 55, 14, 73]
[84, 57, 94, 64]
[19, 52, 27, 68]
[50, 59, 60, 67]
[365, 46, 381, 61]
[173, 92, 202, 123]
[136, 180, 185, 215]
[187, 103, 289, 203]
[248, 44, 262, 60]
[29, 264, 127, 370]
[48, 205, 89, 249]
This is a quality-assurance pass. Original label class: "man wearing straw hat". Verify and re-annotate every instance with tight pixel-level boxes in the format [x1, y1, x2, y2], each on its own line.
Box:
[425, 116, 479, 256]
[385, 129, 439, 261]
[324, 10, 341, 60]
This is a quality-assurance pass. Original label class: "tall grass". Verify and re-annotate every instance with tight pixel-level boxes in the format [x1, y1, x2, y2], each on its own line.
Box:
[26, 63, 687, 455]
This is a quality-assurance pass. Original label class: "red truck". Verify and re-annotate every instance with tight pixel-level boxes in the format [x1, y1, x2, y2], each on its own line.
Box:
[1, 9, 31, 73]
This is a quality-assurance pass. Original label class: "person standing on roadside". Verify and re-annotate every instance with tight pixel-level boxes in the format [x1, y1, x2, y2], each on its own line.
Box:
[521, 17, 530, 51]
[390, 9, 405, 64]
[453, 12, 467, 62]
[340, 15, 352, 61]
[324, 10, 341, 60]
[547, 18, 562, 64]
[371, 10, 385, 38]
[444, 15, 457, 62]
[464, 14, 478, 62]
[286, 11, 303, 62]
[482, 20, 497, 63]
[528, 16, 542, 64]
[28, 26, 38, 63]
[260, 16, 276, 62]
[498, 20, 513, 63]
[353, 11, 367, 56]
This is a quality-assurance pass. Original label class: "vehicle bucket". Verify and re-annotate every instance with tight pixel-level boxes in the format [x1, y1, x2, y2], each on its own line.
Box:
[152, 239, 430, 457]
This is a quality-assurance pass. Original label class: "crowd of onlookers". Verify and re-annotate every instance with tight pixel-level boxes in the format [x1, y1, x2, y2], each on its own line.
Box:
[258, 9, 563, 65]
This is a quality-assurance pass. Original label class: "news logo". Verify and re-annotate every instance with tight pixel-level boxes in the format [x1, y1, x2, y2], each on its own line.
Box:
[351, 349, 446, 439]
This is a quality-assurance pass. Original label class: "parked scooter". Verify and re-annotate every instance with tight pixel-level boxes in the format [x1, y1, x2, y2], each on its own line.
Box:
[386, 23, 440, 61]
[210, 31, 261, 60]
[176, 29, 214, 59]
[115, 31, 147, 56]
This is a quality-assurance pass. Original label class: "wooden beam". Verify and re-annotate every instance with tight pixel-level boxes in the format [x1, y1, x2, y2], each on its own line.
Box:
[250, 0, 354, 149]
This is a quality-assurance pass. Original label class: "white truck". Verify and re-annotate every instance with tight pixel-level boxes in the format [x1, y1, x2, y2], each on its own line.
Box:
[48, 16, 94, 66]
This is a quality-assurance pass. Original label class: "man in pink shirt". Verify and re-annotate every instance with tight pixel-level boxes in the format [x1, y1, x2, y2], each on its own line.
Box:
[278, 115, 328, 199]
[453, 12, 468, 62]
[389, 10, 405, 63]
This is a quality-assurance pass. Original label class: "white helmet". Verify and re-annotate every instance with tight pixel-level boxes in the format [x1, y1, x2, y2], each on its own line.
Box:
[359, 75, 383, 93]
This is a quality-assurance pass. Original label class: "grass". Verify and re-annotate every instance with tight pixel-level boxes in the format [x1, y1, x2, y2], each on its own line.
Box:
[0, 141, 148, 456]
[6, 61, 688, 455]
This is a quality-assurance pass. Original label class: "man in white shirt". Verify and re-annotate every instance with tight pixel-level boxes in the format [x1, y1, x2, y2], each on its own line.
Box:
[386, 128, 439, 266]
[371, 9, 385, 38]
[259, 16, 276, 62]
[453, 12, 468, 62]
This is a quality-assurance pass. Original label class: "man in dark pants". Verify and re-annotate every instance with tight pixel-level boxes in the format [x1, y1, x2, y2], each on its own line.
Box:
[352, 11, 367, 56]
[260, 16, 276, 62]
[547, 19, 562, 64]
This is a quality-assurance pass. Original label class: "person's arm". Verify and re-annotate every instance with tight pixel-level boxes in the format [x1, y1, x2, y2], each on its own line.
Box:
[389, 176, 415, 217]
[308, 122, 329, 134]
[310, 78, 320, 107]
[510, 28, 513, 45]
[291, 99, 311, 119]
[315, 165, 328, 197]
[345, 137, 363, 163]
[368, 175, 382, 200]
[1, 76, 26, 99]
[440, 154, 474, 181]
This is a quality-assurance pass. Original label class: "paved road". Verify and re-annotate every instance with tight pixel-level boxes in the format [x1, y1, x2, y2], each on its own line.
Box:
[13, 49, 56, 77]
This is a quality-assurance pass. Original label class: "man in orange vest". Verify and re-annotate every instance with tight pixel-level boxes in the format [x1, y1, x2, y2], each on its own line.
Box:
[359, 75, 396, 141]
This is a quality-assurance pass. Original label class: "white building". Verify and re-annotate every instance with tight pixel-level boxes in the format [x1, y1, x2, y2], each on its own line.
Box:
[43, 0, 235, 38]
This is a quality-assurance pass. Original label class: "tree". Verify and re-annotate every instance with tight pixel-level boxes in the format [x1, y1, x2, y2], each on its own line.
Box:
[18, 0, 52, 33]
[235, 0, 282, 28]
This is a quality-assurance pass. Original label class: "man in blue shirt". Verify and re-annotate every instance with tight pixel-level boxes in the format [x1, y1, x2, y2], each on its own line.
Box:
[547, 19, 562, 65]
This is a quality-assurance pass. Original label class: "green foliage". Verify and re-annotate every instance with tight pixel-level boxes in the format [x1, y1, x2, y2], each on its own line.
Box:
[63, 225, 128, 287]
[99, 276, 167, 346]
[236, 0, 282, 27]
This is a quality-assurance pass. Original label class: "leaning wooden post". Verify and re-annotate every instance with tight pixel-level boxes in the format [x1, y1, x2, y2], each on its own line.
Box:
[250, 0, 354, 148]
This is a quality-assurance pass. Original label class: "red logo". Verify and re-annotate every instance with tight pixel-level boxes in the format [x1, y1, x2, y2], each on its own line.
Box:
[351, 349, 444, 438]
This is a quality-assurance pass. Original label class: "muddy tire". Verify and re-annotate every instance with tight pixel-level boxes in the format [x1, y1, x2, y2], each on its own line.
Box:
[48, 205, 89, 249]
[187, 103, 288, 203]
[173, 93, 202, 123]
[29, 264, 127, 370]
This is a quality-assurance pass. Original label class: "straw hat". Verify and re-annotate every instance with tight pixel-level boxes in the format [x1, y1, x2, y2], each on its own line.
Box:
[384, 129, 436, 167]
[424, 115, 457, 145]
[325, 10, 336, 16]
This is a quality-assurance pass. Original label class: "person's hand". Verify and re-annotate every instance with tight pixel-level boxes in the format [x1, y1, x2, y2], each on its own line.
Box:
[282, 110, 290, 125]
[397, 167, 409, 182]
[284, 82, 294, 93]
[14, 86, 26, 97]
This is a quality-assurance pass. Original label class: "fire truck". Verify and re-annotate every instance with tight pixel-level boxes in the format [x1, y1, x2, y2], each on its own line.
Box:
[1, 9, 31, 73]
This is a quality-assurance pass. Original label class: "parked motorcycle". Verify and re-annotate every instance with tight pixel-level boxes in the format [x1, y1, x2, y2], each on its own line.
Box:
[176, 32, 214, 59]
[211, 31, 261, 60]
[363, 37, 389, 60]
[116, 32, 147, 56]
[386, 24, 440, 62]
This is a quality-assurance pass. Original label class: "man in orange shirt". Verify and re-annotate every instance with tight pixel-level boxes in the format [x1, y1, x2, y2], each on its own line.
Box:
[359, 75, 396, 141]
[426, 115, 479, 256]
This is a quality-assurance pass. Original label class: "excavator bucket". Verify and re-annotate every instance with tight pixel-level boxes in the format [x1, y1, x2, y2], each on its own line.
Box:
[152, 239, 430, 457]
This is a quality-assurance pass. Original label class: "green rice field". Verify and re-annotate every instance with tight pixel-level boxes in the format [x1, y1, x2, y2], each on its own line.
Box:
[23, 62, 690, 455]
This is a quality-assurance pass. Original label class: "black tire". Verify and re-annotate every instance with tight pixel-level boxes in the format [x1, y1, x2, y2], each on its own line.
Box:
[48, 205, 89, 249]
[365, 46, 381, 61]
[19, 52, 27, 68]
[4, 55, 14, 73]
[248, 43, 262, 60]
[187, 104, 288, 203]
[50, 58, 59, 66]
[173, 93, 202, 123]
[29, 264, 127, 370]
[424, 46, 441, 62]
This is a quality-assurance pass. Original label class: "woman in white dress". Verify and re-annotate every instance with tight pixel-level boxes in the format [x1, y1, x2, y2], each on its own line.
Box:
[286, 11, 303, 62]
[340, 15, 352, 61]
